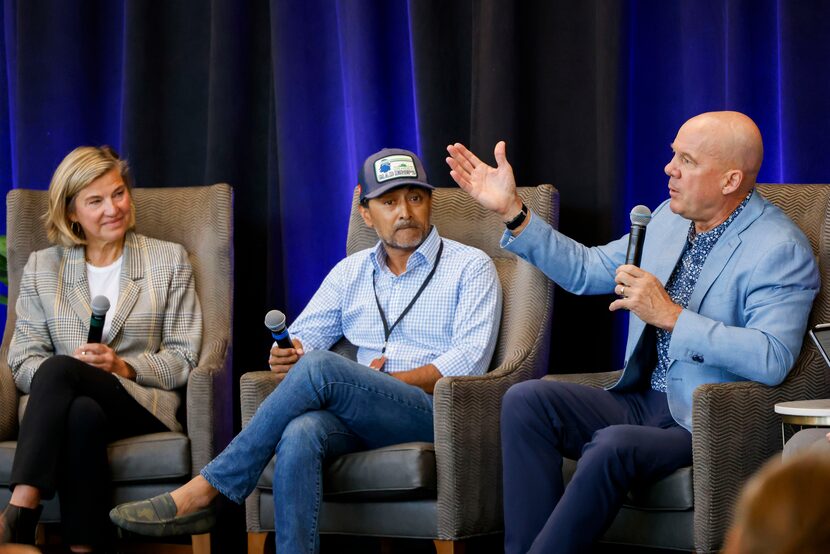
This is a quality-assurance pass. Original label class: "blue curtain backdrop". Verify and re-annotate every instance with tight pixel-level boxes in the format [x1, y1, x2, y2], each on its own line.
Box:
[625, 0, 830, 210]
[2, 0, 830, 380]
[270, 0, 420, 307]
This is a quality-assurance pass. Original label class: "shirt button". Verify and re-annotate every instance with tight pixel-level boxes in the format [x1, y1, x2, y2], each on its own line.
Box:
[691, 354, 704, 363]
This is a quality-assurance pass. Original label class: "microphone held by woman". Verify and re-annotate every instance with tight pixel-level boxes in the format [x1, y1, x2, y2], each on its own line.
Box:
[86, 295, 111, 344]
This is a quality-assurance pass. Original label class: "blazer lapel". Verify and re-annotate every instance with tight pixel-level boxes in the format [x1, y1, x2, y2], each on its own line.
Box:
[686, 191, 765, 312]
[650, 215, 689, 285]
[107, 232, 143, 341]
[63, 246, 92, 325]
[625, 211, 689, 362]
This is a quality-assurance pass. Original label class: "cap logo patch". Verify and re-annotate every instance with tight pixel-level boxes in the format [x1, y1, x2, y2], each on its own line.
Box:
[374, 155, 417, 183]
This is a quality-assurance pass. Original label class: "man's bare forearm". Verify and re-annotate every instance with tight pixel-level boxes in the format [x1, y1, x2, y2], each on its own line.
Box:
[390, 363, 443, 394]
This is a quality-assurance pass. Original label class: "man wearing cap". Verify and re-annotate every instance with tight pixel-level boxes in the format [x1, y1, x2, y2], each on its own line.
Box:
[110, 149, 502, 553]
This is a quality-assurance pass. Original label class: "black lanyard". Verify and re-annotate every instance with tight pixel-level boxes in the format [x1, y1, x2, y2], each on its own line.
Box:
[372, 240, 444, 355]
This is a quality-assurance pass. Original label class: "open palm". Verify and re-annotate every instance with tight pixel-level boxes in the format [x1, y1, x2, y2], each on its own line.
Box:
[446, 141, 519, 216]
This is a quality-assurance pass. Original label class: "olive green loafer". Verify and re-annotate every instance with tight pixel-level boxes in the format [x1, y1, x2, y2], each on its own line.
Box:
[109, 492, 216, 537]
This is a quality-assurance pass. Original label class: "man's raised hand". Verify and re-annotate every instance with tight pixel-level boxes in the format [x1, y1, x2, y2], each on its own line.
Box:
[446, 141, 523, 219]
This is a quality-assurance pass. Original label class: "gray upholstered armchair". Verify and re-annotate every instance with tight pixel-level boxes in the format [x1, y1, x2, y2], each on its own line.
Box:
[0, 185, 234, 552]
[549, 184, 830, 553]
[242, 185, 558, 554]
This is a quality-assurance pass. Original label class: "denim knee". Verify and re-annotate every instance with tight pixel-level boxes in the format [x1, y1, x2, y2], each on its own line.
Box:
[289, 350, 361, 389]
[276, 412, 331, 458]
[290, 350, 338, 380]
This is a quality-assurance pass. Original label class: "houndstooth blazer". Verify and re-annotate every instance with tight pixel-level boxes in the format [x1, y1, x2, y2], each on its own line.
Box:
[7, 231, 202, 431]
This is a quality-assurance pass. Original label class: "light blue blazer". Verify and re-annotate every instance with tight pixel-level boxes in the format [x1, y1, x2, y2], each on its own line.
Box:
[503, 191, 819, 430]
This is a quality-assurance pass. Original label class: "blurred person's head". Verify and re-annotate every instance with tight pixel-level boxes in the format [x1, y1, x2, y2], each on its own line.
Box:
[724, 451, 830, 554]
[46, 145, 135, 247]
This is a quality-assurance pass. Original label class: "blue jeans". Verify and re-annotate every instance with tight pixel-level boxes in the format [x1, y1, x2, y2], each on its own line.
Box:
[200, 350, 435, 554]
[501, 380, 692, 554]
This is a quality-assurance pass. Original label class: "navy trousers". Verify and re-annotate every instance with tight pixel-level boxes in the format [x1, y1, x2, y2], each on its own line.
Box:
[501, 380, 693, 554]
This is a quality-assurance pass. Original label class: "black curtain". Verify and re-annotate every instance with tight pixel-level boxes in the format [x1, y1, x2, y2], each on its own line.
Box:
[411, 0, 630, 370]
[120, 0, 281, 381]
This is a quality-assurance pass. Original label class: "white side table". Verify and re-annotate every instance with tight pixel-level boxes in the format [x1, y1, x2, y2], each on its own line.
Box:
[774, 399, 830, 448]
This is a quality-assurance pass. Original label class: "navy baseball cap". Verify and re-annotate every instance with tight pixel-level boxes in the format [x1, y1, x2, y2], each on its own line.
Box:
[358, 148, 434, 203]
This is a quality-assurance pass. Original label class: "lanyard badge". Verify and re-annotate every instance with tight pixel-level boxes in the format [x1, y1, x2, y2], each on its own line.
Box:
[370, 240, 444, 371]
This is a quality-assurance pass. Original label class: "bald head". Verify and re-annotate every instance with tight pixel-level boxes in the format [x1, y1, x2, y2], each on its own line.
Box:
[680, 111, 764, 189]
[666, 111, 765, 232]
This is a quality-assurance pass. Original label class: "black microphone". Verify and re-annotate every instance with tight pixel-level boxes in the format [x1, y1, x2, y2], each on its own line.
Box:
[625, 205, 652, 267]
[265, 309, 294, 349]
[87, 295, 111, 343]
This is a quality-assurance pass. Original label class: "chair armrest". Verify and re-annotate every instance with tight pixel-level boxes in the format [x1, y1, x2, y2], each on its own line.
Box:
[0, 362, 18, 441]
[691, 380, 784, 552]
[186, 338, 231, 474]
[431, 342, 543, 539]
[240, 371, 284, 428]
[239, 370, 284, 533]
[544, 370, 622, 389]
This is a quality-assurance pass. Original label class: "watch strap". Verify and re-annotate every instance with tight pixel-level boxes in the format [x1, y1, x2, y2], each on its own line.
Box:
[504, 202, 528, 230]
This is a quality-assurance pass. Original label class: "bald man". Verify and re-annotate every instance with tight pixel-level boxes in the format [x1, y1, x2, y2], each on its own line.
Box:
[447, 112, 819, 553]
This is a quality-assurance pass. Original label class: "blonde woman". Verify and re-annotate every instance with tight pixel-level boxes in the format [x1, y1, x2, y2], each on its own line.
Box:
[0, 147, 202, 552]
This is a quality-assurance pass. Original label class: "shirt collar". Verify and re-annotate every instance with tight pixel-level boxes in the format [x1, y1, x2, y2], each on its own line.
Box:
[370, 225, 441, 274]
[688, 189, 754, 245]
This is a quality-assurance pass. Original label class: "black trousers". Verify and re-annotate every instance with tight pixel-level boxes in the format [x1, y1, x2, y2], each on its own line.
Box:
[10, 355, 168, 546]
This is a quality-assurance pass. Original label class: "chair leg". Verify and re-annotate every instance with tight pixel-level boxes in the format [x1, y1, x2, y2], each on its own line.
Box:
[248, 531, 271, 554]
[192, 532, 211, 554]
[433, 539, 466, 554]
[378, 537, 395, 554]
[34, 523, 47, 546]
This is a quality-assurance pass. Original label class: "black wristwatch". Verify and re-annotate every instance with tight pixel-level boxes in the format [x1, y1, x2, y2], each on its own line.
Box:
[504, 202, 528, 230]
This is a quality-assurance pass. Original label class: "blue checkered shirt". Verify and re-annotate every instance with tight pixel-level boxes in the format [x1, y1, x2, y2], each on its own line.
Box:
[651, 191, 753, 391]
[288, 227, 502, 376]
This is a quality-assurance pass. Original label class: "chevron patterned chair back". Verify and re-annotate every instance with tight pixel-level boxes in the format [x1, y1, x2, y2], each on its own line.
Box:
[242, 185, 559, 554]
[546, 183, 830, 553]
[0, 185, 233, 553]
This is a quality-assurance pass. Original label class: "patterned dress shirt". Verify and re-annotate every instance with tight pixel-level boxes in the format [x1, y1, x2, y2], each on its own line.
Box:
[288, 226, 502, 377]
[651, 191, 753, 391]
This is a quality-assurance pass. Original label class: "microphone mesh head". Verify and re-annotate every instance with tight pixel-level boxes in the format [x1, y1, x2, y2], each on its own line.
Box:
[264, 309, 287, 331]
[629, 205, 652, 226]
[91, 295, 111, 316]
